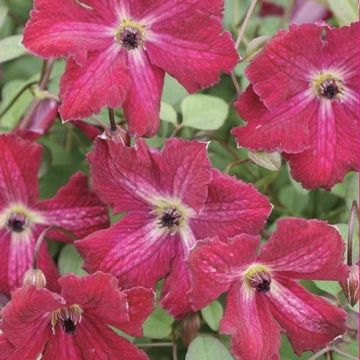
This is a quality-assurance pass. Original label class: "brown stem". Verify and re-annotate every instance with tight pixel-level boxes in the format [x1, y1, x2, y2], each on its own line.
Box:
[347, 201, 359, 266]
[136, 342, 173, 348]
[108, 107, 117, 131]
[235, 0, 258, 49]
[307, 346, 332, 360]
[333, 347, 358, 360]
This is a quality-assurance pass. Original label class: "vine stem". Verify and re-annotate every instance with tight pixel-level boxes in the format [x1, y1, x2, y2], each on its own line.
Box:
[235, 0, 258, 49]
[108, 107, 117, 131]
[347, 200, 359, 266]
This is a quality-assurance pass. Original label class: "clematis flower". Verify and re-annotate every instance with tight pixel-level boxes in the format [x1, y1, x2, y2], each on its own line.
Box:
[76, 137, 271, 318]
[0, 134, 109, 298]
[23, 0, 239, 137]
[189, 218, 349, 360]
[0, 272, 153, 359]
[232, 22, 359, 189]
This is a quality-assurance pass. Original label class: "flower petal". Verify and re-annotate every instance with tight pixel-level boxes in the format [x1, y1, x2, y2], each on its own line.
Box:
[266, 278, 347, 355]
[43, 330, 82, 360]
[87, 138, 162, 212]
[189, 234, 259, 310]
[59, 272, 129, 328]
[258, 218, 348, 281]
[59, 45, 130, 121]
[0, 134, 42, 207]
[123, 50, 165, 137]
[191, 169, 271, 240]
[146, 13, 238, 92]
[220, 282, 281, 360]
[76, 213, 175, 290]
[23, 0, 115, 65]
[36, 172, 109, 241]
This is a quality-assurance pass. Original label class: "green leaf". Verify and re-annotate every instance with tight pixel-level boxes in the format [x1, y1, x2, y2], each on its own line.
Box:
[162, 75, 188, 105]
[327, 0, 358, 26]
[345, 173, 358, 210]
[245, 35, 270, 60]
[186, 335, 234, 360]
[313, 280, 341, 296]
[248, 151, 281, 171]
[58, 244, 87, 276]
[279, 185, 309, 213]
[142, 306, 174, 339]
[0, 6, 8, 31]
[0, 34, 27, 63]
[181, 94, 229, 130]
[201, 301, 224, 331]
[160, 101, 177, 125]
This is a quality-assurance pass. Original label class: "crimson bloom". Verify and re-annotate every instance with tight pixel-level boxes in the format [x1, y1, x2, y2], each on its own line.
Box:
[0, 272, 153, 359]
[0, 134, 109, 298]
[232, 22, 359, 189]
[76, 137, 271, 318]
[189, 218, 348, 360]
[23, 0, 238, 137]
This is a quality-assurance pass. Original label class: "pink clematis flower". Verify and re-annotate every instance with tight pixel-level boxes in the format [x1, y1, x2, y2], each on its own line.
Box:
[232, 22, 359, 189]
[75, 137, 271, 318]
[0, 272, 153, 360]
[0, 134, 109, 298]
[23, 0, 239, 137]
[189, 218, 349, 360]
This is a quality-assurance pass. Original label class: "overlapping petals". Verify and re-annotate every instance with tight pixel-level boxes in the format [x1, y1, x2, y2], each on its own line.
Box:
[232, 22, 360, 189]
[189, 218, 348, 360]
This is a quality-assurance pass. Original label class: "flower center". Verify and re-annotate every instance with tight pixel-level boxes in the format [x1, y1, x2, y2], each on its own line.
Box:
[51, 304, 83, 335]
[7, 212, 28, 233]
[312, 72, 344, 101]
[159, 207, 183, 231]
[115, 19, 145, 50]
[244, 264, 272, 293]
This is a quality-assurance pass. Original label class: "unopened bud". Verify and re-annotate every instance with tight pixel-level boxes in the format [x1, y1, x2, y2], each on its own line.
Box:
[340, 265, 359, 306]
[99, 126, 130, 146]
[180, 312, 201, 347]
[23, 268, 47, 288]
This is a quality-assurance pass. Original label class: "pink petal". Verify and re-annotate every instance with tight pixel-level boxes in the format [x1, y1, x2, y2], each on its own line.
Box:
[58, 272, 129, 328]
[246, 23, 322, 109]
[232, 87, 315, 153]
[23, 0, 115, 65]
[291, 0, 329, 24]
[146, 13, 238, 92]
[191, 170, 271, 240]
[123, 50, 165, 137]
[266, 278, 347, 355]
[36, 172, 109, 241]
[0, 134, 42, 207]
[59, 46, 130, 121]
[258, 218, 348, 281]
[189, 235, 259, 310]
[76, 213, 175, 290]
[220, 282, 281, 360]
[0, 230, 11, 295]
[0, 335, 15, 360]
[160, 139, 212, 213]
[87, 138, 162, 213]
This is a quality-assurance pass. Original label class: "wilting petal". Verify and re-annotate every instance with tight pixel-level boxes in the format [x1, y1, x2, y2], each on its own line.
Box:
[59, 272, 129, 328]
[189, 234, 259, 310]
[266, 278, 347, 355]
[246, 23, 322, 109]
[59, 45, 129, 121]
[220, 283, 281, 360]
[233, 88, 315, 153]
[117, 288, 155, 337]
[258, 218, 348, 281]
[76, 213, 175, 290]
[192, 170, 271, 240]
[160, 139, 212, 213]
[23, 0, 115, 65]
[36, 172, 109, 241]
[123, 49, 164, 137]
[0, 135, 42, 207]
[88, 138, 163, 212]
[146, 12, 238, 92]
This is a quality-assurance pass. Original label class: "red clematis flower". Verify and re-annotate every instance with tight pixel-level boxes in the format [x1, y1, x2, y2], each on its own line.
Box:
[75, 137, 271, 318]
[0, 134, 109, 298]
[189, 218, 349, 360]
[23, 0, 238, 137]
[232, 22, 359, 190]
[0, 272, 153, 360]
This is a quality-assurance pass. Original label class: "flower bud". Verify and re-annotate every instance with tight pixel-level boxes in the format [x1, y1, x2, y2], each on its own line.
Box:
[99, 126, 130, 146]
[23, 268, 47, 288]
[180, 312, 201, 347]
[340, 265, 359, 306]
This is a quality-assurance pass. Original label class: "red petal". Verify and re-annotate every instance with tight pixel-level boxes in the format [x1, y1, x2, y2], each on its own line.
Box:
[191, 169, 271, 240]
[59, 46, 130, 121]
[220, 282, 281, 360]
[266, 278, 347, 355]
[0, 335, 15, 360]
[23, 0, 114, 65]
[123, 50, 164, 137]
[36, 172, 109, 241]
[189, 234, 259, 310]
[258, 218, 348, 281]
